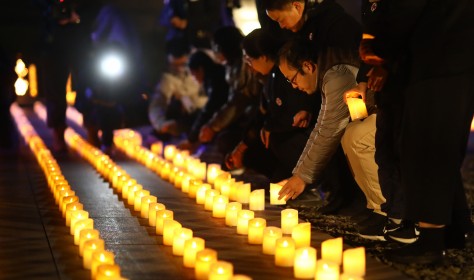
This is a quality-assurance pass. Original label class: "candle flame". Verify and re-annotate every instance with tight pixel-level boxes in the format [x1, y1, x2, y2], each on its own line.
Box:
[282, 240, 288, 247]
[217, 267, 225, 274]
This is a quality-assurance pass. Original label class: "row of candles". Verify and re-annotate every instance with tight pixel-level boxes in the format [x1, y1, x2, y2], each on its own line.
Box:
[112, 129, 367, 280]
[65, 128, 252, 280]
[11, 103, 124, 280]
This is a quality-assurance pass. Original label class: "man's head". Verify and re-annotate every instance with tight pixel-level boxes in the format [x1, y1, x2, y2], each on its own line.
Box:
[261, 0, 305, 32]
[165, 37, 191, 75]
[278, 38, 318, 94]
[188, 51, 214, 84]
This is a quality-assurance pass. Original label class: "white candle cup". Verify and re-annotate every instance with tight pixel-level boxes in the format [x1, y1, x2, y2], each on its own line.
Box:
[96, 264, 121, 280]
[206, 163, 222, 185]
[315, 260, 340, 280]
[73, 219, 94, 245]
[91, 250, 115, 279]
[270, 183, 286, 205]
[346, 97, 368, 121]
[155, 209, 174, 235]
[248, 218, 266, 245]
[220, 178, 235, 198]
[163, 219, 182, 246]
[209, 261, 233, 280]
[225, 202, 242, 226]
[292, 222, 311, 248]
[249, 189, 265, 211]
[127, 184, 143, 205]
[212, 195, 229, 218]
[70, 210, 89, 235]
[83, 239, 105, 269]
[183, 237, 205, 268]
[205, 189, 220, 211]
[262, 227, 283, 255]
[236, 210, 254, 235]
[213, 171, 230, 192]
[275, 237, 296, 267]
[140, 195, 158, 218]
[79, 229, 99, 256]
[195, 249, 218, 280]
[133, 189, 150, 211]
[321, 237, 343, 265]
[172, 228, 193, 256]
[236, 183, 251, 204]
[196, 184, 212, 205]
[164, 144, 176, 161]
[281, 209, 298, 234]
[294, 247, 316, 279]
[343, 247, 366, 277]
[148, 203, 166, 226]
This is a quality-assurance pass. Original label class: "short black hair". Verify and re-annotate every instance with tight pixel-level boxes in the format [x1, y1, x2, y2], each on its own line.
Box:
[212, 26, 244, 62]
[277, 36, 318, 69]
[260, 0, 304, 11]
[242, 28, 286, 61]
[165, 37, 191, 58]
[188, 50, 214, 71]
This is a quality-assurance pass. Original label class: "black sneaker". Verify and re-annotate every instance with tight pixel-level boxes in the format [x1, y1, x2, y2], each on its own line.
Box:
[386, 222, 419, 244]
[358, 212, 387, 228]
[358, 214, 387, 241]
[383, 218, 403, 234]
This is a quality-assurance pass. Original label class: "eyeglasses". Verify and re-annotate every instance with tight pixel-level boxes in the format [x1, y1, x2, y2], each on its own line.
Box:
[286, 67, 302, 86]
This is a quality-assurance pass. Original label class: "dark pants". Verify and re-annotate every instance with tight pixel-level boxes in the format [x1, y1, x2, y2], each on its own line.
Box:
[401, 73, 474, 229]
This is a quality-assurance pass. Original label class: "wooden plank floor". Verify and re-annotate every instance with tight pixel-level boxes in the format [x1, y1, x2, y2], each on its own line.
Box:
[0, 106, 410, 280]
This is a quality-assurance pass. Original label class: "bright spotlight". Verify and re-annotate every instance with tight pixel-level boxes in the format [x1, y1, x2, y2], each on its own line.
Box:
[99, 53, 126, 79]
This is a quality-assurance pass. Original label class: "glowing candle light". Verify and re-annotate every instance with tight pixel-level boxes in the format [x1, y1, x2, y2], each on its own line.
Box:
[236, 183, 251, 204]
[196, 183, 212, 204]
[220, 178, 235, 198]
[343, 247, 365, 277]
[194, 162, 207, 181]
[292, 222, 311, 248]
[181, 175, 193, 193]
[195, 249, 218, 280]
[204, 189, 220, 211]
[91, 250, 115, 279]
[183, 237, 205, 268]
[161, 162, 172, 181]
[133, 189, 150, 211]
[294, 247, 316, 279]
[155, 209, 173, 235]
[188, 179, 203, 198]
[248, 218, 266, 244]
[262, 227, 283, 255]
[96, 264, 121, 280]
[174, 171, 185, 189]
[213, 172, 231, 191]
[140, 195, 157, 218]
[346, 97, 368, 121]
[169, 166, 180, 185]
[79, 229, 99, 256]
[206, 163, 221, 185]
[173, 152, 186, 169]
[315, 260, 340, 280]
[230, 181, 243, 201]
[322, 237, 343, 265]
[58, 189, 75, 206]
[127, 184, 143, 205]
[212, 195, 229, 218]
[236, 210, 254, 235]
[225, 202, 242, 226]
[148, 202, 166, 226]
[61, 195, 79, 216]
[83, 239, 105, 269]
[270, 183, 286, 205]
[275, 237, 295, 267]
[163, 220, 182, 246]
[249, 189, 265, 211]
[172, 228, 193, 256]
[164, 144, 176, 161]
[65, 202, 83, 226]
[281, 209, 298, 234]
[121, 179, 136, 196]
[70, 210, 89, 234]
[73, 218, 94, 245]
[151, 141, 163, 156]
[209, 261, 233, 280]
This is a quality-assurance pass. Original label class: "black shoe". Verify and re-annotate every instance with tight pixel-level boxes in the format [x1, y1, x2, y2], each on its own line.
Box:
[358, 213, 387, 241]
[385, 221, 419, 244]
[358, 212, 387, 228]
[386, 228, 445, 265]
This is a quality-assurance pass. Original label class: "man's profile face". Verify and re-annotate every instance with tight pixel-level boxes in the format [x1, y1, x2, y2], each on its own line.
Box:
[266, 2, 304, 32]
[279, 58, 318, 94]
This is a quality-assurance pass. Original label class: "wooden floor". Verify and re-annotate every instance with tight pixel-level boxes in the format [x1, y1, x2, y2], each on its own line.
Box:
[0, 105, 410, 280]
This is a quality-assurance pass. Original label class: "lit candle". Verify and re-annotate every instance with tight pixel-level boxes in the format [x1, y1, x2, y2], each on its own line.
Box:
[204, 189, 220, 211]
[294, 247, 316, 279]
[79, 229, 99, 256]
[292, 222, 311, 248]
[96, 264, 121, 280]
[174, 171, 185, 188]
[121, 179, 136, 197]
[161, 162, 172, 181]
[58, 190, 75, 207]
[70, 210, 89, 234]
[275, 237, 295, 267]
[164, 144, 176, 161]
[127, 184, 143, 205]
[225, 202, 242, 226]
[151, 141, 163, 156]
[73, 218, 94, 245]
[91, 250, 115, 279]
[315, 260, 340, 280]
[262, 226, 283, 255]
[213, 172, 231, 191]
[60, 195, 79, 214]
[230, 181, 243, 201]
[212, 195, 229, 218]
[172, 227, 193, 256]
[196, 183, 212, 204]
[236, 183, 251, 204]
[169, 166, 180, 185]
[148, 202, 166, 226]
[346, 97, 368, 121]
[188, 179, 203, 199]
[173, 152, 186, 169]
[343, 247, 365, 277]
[140, 195, 158, 218]
[163, 220, 182, 246]
[248, 218, 266, 244]
[183, 237, 205, 268]
[83, 238, 105, 269]
[209, 261, 233, 280]
[194, 162, 207, 181]
[65, 202, 83, 226]
[236, 210, 254, 235]
[220, 178, 234, 198]
[249, 189, 265, 211]
[206, 163, 221, 185]
[181, 175, 193, 193]
[270, 183, 286, 205]
[195, 249, 218, 280]
[155, 209, 174, 235]
[133, 190, 150, 211]
[321, 237, 343, 265]
[281, 209, 298, 234]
